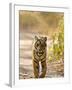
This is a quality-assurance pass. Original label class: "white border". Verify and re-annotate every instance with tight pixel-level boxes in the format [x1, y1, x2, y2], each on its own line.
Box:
[10, 3, 70, 87]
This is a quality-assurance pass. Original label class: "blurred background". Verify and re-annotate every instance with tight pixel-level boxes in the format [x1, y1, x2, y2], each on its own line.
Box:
[19, 11, 64, 79]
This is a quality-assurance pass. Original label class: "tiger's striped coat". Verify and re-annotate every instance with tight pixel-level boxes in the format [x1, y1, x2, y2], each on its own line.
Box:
[32, 36, 47, 78]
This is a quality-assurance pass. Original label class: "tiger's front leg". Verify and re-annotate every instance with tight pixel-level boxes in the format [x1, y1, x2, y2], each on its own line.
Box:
[39, 60, 47, 78]
[33, 60, 39, 78]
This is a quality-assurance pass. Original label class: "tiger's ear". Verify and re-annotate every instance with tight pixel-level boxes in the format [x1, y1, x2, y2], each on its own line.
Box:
[44, 37, 47, 41]
[35, 36, 38, 40]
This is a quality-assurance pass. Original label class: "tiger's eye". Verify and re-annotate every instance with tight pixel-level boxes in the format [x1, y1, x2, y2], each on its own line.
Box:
[36, 41, 40, 47]
[36, 43, 39, 47]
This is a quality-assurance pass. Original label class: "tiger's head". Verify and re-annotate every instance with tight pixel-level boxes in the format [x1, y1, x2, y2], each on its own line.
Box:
[34, 36, 47, 56]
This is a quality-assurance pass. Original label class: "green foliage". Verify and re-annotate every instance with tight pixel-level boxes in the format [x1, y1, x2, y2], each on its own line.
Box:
[48, 18, 64, 62]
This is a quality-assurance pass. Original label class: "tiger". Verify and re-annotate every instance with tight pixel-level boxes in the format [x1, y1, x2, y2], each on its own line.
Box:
[32, 36, 47, 78]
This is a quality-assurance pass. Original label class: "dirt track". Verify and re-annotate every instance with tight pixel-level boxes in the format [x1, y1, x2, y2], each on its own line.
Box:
[19, 32, 64, 79]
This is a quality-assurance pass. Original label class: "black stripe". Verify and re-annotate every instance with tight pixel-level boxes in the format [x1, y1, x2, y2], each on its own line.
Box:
[41, 60, 45, 63]
[34, 60, 38, 64]
[34, 57, 38, 61]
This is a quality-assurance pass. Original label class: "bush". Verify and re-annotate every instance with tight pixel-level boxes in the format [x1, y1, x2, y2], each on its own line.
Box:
[48, 17, 64, 62]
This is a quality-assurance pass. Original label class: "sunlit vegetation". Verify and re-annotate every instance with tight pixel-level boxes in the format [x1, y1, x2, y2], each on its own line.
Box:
[48, 17, 64, 62]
